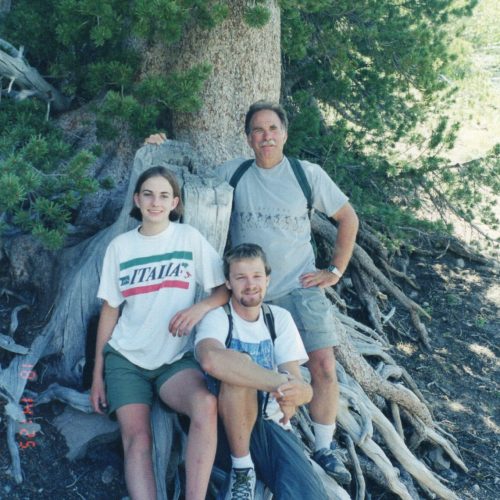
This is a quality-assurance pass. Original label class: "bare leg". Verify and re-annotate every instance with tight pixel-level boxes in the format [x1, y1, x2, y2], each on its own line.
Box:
[306, 347, 339, 425]
[159, 369, 217, 500]
[116, 403, 156, 500]
[218, 382, 258, 458]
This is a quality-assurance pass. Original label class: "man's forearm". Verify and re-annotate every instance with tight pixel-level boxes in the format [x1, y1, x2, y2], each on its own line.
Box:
[198, 284, 230, 314]
[198, 345, 287, 392]
[330, 203, 359, 273]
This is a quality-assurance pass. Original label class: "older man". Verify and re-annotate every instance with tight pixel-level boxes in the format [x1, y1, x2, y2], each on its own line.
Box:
[215, 101, 358, 483]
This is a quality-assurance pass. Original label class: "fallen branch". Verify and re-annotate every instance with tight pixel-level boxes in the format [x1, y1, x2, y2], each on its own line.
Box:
[0, 38, 71, 112]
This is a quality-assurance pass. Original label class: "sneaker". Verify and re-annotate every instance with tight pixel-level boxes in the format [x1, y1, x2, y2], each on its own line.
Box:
[224, 467, 256, 500]
[312, 447, 352, 485]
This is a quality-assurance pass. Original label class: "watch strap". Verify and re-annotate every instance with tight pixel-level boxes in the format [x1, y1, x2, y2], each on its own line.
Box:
[327, 265, 343, 278]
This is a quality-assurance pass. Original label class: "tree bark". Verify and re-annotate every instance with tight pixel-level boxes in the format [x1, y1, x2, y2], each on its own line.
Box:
[142, 1, 281, 167]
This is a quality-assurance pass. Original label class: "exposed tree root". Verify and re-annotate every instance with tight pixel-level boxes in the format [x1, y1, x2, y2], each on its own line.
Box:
[312, 213, 432, 347]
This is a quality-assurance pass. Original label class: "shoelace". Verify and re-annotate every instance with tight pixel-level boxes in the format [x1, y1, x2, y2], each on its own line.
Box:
[231, 470, 253, 499]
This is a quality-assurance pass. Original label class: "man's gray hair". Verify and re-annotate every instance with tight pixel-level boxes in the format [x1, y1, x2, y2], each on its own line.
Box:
[245, 100, 289, 135]
[223, 243, 272, 280]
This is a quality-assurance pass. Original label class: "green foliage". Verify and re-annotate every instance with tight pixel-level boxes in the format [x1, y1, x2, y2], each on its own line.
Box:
[244, 4, 271, 28]
[0, 0, 222, 136]
[0, 101, 97, 250]
[1, 0, 496, 251]
[279, 0, 500, 248]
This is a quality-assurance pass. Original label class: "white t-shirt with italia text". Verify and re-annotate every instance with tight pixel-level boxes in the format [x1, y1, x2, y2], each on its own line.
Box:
[98, 223, 225, 369]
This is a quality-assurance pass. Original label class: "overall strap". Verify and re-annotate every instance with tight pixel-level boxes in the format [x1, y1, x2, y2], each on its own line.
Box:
[223, 303, 275, 347]
[222, 303, 233, 348]
[261, 303, 276, 342]
[260, 303, 276, 417]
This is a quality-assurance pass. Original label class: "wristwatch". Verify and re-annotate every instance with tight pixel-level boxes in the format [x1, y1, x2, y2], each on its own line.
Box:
[327, 265, 343, 279]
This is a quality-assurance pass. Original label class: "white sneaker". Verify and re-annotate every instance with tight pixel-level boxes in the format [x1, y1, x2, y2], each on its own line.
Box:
[224, 467, 256, 500]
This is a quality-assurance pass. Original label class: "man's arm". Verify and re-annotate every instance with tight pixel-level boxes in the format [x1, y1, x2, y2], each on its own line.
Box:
[144, 132, 166, 145]
[196, 338, 288, 392]
[300, 202, 359, 288]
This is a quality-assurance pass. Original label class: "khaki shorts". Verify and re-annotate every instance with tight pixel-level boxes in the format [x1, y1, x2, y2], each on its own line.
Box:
[103, 344, 199, 418]
[268, 287, 339, 352]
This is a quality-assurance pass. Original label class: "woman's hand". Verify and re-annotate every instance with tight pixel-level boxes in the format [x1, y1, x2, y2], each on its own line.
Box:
[169, 302, 210, 336]
[90, 376, 108, 414]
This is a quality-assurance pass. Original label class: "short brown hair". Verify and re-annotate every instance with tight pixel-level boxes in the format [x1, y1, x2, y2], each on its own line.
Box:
[223, 243, 271, 280]
[244, 101, 289, 136]
[129, 166, 184, 221]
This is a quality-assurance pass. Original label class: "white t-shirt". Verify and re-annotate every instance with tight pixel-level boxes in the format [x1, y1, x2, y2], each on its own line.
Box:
[98, 222, 225, 369]
[195, 302, 308, 426]
[216, 157, 348, 300]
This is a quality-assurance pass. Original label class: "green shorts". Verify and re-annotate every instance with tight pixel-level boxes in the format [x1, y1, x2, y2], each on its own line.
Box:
[268, 287, 339, 352]
[103, 344, 199, 418]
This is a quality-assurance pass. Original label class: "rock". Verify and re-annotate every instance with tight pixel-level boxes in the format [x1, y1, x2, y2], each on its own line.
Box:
[473, 484, 480, 492]
[53, 406, 119, 460]
[456, 258, 465, 268]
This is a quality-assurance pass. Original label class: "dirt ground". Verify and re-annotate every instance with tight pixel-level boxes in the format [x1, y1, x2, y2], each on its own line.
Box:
[0, 246, 498, 499]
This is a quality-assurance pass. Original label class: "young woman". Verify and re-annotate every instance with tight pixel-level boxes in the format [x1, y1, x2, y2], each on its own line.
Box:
[90, 166, 228, 500]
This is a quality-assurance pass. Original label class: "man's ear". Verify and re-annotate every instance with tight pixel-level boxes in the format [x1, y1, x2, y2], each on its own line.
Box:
[225, 279, 232, 291]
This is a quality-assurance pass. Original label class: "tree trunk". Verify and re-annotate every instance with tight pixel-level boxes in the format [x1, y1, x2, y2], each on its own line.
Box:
[142, 0, 281, 167]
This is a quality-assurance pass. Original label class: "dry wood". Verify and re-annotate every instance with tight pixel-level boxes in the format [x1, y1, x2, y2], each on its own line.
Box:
[351, 264, 386, 335]
[334, 314, 434, 425]
[345, 434, 366, 500]
[337, 366, 460, 499]
[0, 333, 28, 354]
[0, 38, 70, 112]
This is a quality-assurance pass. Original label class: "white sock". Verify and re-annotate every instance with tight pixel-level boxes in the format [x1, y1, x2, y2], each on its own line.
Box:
[231, 453, 254, 470]
[312, 422, 336, 451]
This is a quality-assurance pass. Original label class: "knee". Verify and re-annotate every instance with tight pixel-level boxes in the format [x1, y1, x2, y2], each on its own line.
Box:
[308, 350, 337, 383]
[122, 428, 152, 457]
[218, 384, 258, 415]
[190, 391, 218, 427]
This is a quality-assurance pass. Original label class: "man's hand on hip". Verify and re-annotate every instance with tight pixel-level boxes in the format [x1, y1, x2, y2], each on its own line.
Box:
[300, 270, 340, 288]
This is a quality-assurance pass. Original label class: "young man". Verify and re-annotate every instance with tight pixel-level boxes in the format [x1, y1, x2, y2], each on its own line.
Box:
[195, 243, 327, 500]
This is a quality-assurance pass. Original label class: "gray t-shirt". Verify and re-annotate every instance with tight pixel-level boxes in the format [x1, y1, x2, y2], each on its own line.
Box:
[216, 156, 348, 300]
